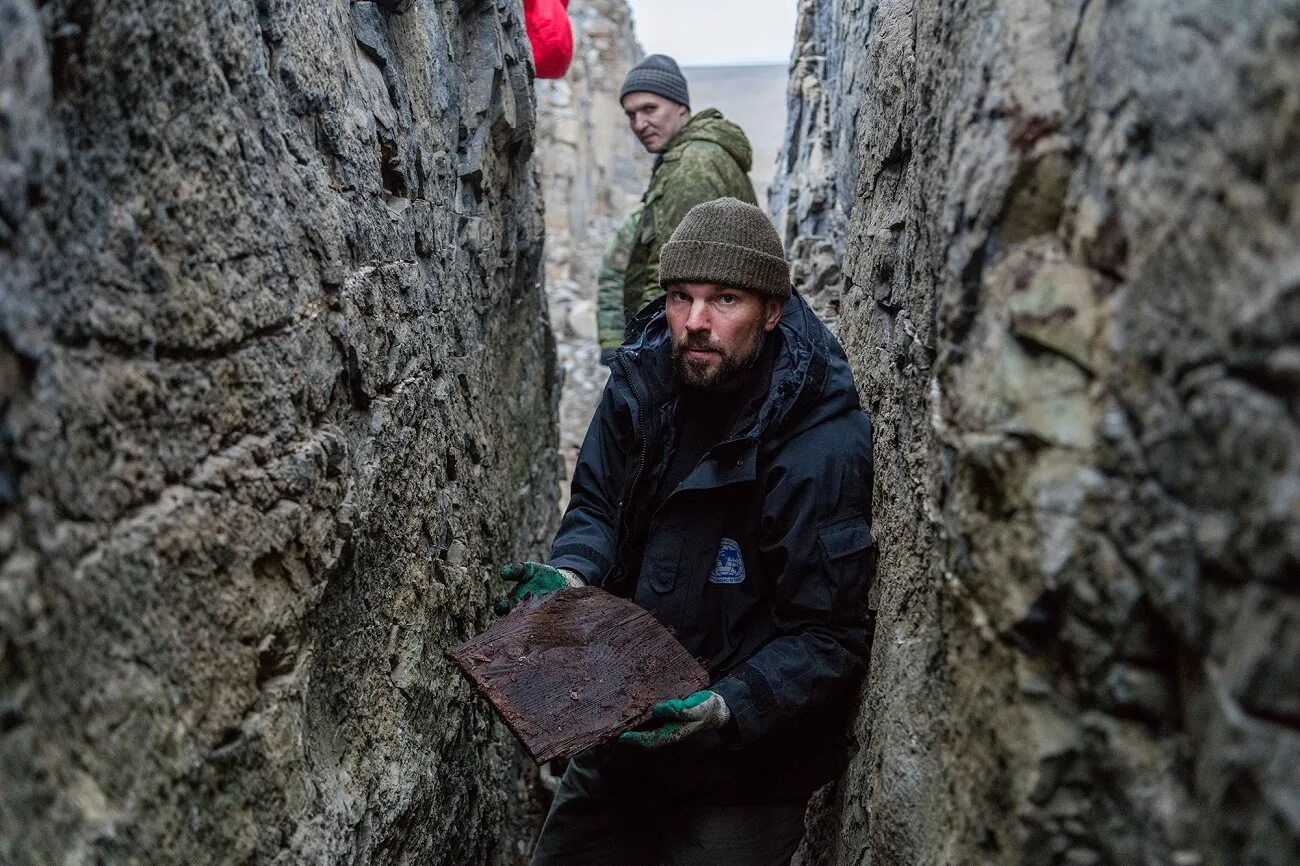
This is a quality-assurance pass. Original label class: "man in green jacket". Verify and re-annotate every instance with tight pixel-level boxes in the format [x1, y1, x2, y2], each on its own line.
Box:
[597, 54, 758, 364]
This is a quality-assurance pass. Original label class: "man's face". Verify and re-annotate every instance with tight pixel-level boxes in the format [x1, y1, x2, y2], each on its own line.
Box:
[622, 92, 690, 153]
[666, 282, 783, 391]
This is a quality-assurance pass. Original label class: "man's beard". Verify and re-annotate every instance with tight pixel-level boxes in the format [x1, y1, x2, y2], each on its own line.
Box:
[672, 327, 766, 391]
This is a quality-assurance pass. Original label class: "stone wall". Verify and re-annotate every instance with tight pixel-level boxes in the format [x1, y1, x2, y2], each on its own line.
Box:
[780, 1, 1300, 864]
[0, 1, 558, 863]
[535, 0, 646, 482]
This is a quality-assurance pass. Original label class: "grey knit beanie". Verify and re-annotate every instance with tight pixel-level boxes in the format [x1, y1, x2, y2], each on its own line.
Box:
[620, 54, 690, 108]
[659, 198, 791, 299]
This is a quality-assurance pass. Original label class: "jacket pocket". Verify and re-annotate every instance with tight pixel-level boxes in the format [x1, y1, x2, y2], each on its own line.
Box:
[642, 525, 684, 593]
[818, 515, 872, 561]
[637, 189, 661, 244]
[814, 514, 875, 616]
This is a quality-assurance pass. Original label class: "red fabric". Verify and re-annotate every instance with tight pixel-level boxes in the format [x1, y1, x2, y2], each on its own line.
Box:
[524, 0, 573, 79]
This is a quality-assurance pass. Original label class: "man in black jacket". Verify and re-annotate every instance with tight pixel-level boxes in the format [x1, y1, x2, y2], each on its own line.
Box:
[502, 198, 876, 866]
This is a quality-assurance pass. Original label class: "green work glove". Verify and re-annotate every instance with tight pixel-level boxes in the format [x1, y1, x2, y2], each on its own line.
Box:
[496, 561, 583, 614]
[617, 690, 731, 750]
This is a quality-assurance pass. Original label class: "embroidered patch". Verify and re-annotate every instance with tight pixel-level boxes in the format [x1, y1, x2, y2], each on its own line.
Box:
[709, 538, 746, 584]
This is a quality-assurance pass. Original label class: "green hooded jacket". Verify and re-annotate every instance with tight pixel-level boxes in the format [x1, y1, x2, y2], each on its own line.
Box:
[596, 204, 644, 354]
[597, 109, 757, 351]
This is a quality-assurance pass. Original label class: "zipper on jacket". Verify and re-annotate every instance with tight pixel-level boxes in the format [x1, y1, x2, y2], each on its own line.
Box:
[614, 351, 652, 583]
[649, 433, 754, 522]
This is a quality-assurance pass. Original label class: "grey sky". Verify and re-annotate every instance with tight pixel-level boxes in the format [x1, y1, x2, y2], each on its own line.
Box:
[623, 0, 797, 66]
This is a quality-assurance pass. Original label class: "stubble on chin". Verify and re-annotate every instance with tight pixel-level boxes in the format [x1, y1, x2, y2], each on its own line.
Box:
[673, 332, 765, 392]
[677, 356, 716, 389]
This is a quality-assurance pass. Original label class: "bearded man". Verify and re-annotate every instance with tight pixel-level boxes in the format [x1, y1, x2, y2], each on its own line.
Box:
[500, 198, 877, 866]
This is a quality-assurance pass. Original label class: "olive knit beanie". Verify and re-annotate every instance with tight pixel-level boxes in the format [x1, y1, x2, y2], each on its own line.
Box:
[620, 54, 690, 108]
[659, 197, 791, 299]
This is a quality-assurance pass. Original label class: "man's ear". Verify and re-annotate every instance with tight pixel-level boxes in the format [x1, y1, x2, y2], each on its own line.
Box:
[763, 297, 784, 332]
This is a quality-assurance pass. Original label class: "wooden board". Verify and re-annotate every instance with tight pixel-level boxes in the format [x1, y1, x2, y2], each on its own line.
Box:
[447, 586, 709, 763]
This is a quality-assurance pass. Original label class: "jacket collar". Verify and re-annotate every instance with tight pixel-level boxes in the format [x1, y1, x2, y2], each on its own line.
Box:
[616, 289, 847, 450]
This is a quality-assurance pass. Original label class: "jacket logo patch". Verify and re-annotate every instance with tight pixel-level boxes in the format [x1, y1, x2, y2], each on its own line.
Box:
[709, 538, 746, 584]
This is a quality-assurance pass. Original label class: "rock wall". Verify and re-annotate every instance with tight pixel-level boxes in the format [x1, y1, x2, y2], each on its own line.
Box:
[767, 0, 860, 328]
[535, 0, 646, 481]
[0, 1, 559, 863]
[780, 1, 1300, 864]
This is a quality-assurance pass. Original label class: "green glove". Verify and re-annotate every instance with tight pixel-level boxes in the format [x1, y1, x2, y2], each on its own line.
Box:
[617, 690, 731, 750]
[497, 562, 582, 613]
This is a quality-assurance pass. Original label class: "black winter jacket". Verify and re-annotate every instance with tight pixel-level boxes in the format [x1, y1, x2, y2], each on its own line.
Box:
[548, 290, 876, 803]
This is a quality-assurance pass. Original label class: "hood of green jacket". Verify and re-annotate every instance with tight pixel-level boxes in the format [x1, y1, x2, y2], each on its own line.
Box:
[662, 108, 753, 173]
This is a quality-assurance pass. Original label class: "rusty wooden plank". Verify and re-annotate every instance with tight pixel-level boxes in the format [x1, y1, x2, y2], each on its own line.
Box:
[447, 586, 709, 763]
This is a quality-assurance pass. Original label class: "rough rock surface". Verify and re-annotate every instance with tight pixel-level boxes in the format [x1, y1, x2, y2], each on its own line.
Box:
[767, 0, 855, 329]
[535, 0, 646, 486]
[779, 0, 1300, 864]
[0, 0, 559, 863]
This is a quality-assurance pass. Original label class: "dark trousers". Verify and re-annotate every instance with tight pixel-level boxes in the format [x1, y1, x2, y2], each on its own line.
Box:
[530, 751, 808, 866]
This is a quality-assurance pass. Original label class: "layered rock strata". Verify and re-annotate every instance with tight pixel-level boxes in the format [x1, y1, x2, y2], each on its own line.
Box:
[0, 0, 559, 863]
[767, 0, 859, 327]
[535, 0, 646, 483]
[779, 1, 1300, 863]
